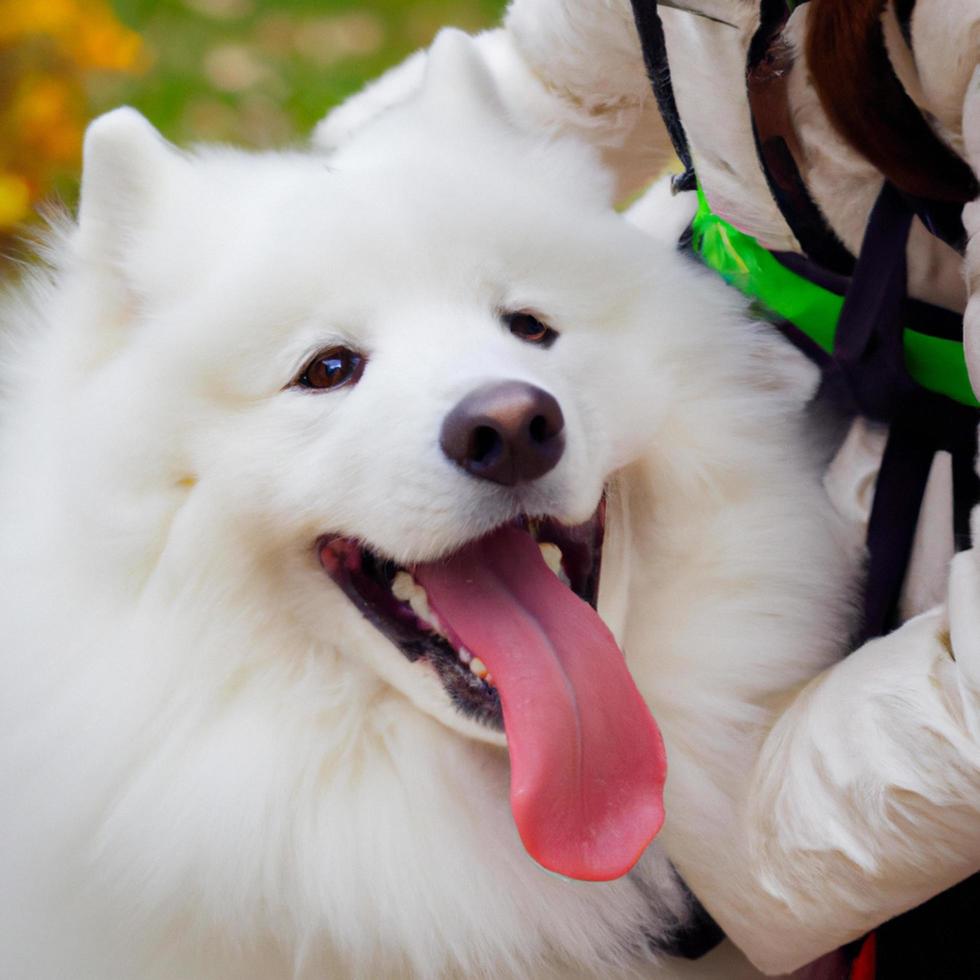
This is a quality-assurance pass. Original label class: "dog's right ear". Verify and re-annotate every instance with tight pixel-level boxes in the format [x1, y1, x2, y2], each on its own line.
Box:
[418, 29, 509, 129]
[76, 107, 184, 271]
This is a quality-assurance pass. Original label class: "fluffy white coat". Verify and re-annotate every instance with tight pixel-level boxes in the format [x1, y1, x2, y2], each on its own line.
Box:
[0, 32, 856, 980]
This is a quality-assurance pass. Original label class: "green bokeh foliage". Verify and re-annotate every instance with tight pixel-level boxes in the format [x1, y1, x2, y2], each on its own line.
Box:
[104, 0, 505, 145]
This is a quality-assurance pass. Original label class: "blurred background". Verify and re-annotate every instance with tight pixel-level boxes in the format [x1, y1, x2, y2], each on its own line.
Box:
[0, 0, 505, 264]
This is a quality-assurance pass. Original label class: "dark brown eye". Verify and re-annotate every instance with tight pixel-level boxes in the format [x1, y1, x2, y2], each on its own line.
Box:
[504, 311, 558, 348]
[297, 347, 365, 391]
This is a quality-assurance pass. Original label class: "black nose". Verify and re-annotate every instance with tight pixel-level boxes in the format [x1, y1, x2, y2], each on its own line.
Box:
[440, 381, 565, 486]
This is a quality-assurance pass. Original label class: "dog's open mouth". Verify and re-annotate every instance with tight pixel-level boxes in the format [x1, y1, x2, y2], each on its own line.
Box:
[318, 501, 667, 883]
[320, 509, 605, 730]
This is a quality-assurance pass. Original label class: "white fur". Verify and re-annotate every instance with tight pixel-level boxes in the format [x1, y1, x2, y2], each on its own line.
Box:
[314, 23, 672, 199]
[0, 32, 855, 979]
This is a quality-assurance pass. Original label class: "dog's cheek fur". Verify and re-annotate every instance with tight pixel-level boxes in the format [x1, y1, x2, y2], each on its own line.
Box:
[0, 558, 689, 979]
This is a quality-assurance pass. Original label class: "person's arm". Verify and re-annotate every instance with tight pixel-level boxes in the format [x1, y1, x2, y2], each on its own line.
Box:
[725, 597, 980, 974]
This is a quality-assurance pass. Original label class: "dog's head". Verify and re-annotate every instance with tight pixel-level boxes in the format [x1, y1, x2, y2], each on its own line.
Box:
[62, 30, 820, 893]
[65, 30, 744, 886]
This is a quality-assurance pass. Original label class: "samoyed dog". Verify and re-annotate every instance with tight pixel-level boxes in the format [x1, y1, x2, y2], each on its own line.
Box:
[0, 30, 855, 980]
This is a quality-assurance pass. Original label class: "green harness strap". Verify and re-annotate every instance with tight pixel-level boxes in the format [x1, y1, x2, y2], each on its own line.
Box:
[689, 186, 980, 409]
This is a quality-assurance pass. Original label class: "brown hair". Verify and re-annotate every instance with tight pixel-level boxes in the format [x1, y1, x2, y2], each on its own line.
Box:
[805, 0, 978, 203]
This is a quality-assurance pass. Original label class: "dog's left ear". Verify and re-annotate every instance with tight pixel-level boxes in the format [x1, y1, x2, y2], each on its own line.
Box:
[76, 107, 185, 272]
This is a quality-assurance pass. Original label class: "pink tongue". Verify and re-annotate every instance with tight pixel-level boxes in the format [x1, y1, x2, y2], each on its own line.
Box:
[413, 524, 666, 881]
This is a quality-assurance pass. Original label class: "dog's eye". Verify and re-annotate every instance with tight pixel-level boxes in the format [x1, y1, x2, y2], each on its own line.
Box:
[504, 312, 558, 348]
[296, 347, 365, 391]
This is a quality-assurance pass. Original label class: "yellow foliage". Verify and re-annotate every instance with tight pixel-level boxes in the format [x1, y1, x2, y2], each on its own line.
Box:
[0, 0, 144, 71]
[0, 174, 32, 228]
[0, 0, 145, 231]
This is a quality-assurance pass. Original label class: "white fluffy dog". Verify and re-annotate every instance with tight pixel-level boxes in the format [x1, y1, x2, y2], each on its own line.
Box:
[0, 31, 855, 980]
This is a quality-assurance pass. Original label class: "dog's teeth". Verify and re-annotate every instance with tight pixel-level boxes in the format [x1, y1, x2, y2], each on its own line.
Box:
[539, 542, 570, 586]
[470, 657, 488, 679]
[539, 542, 563, 576]
[392, 571, 439, 629]
[391, 571, 417, 603]
[408, 590, 434, 624]
[458, 647, 473, 665]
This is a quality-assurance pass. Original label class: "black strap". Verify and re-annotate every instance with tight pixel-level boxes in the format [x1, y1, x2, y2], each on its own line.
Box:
[746, 0, 856, 274]
[894, 0, 915, 46]
[901, 192, 969, 254]
[953, 435, 980, 551]
[828, 182, 980, 641]
[832, 182, 916, 423]
[832, 181, 941, 635]
[860, 409, 935, 640]
[663, 873, 726, 959]
[630, 0, 696, 193]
